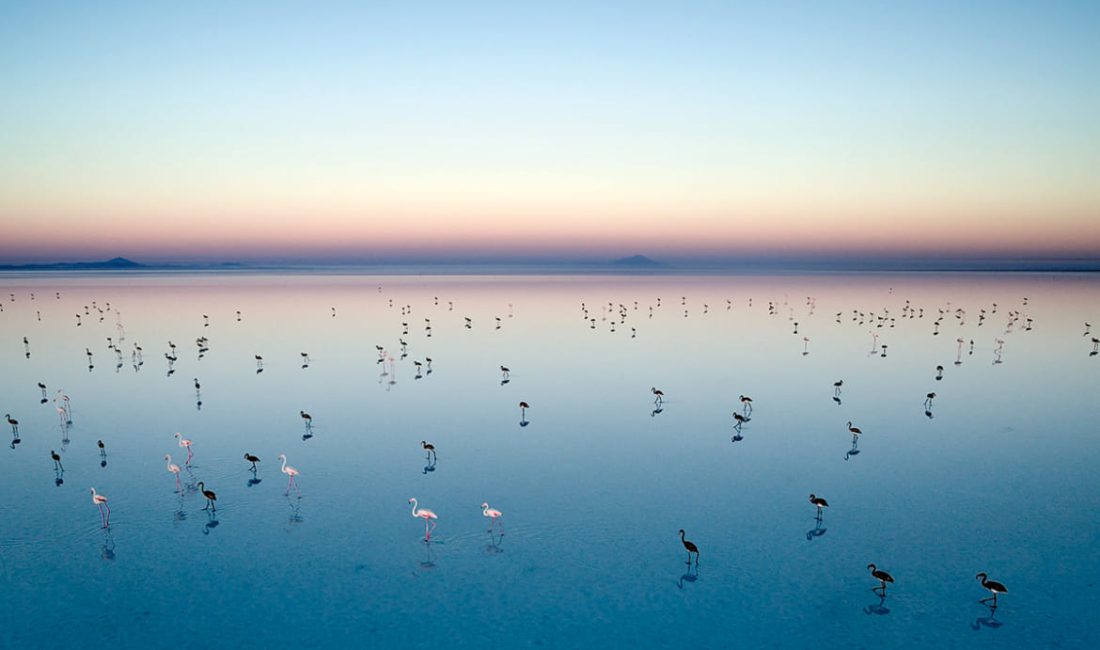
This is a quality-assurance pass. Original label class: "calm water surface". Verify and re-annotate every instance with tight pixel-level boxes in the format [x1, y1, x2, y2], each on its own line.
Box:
[0, 272, 1097, 648]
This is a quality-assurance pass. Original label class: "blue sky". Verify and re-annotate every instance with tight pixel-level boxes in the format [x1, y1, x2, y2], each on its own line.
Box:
[1, 1, 1098, 264]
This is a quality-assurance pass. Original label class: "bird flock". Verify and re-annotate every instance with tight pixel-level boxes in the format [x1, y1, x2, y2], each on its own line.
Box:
[3, 280, 1094, 623]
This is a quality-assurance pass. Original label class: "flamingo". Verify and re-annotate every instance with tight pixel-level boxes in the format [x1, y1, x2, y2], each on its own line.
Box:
[678, 529, 700, 565]
[164, 454, 181, 490]
[732, 412, 747, 430]
[651, 387, 664, 405]
[409, 498, 438, 540]
[5, 414, 17, 433]
[847, 421, 862, 437]
[300, 410, 312, 427]
[868, 564, 895, 594]
[739, 394, 753, 414]
[924, 392, 936, 408]
[244, 452, 260, 470]
[519, 401, 529, 418]
[174, 432, 193, 463]
[50, 450, 63, 470]
[420, 441, 437, 461]
[833, 379, 843, 395]
[89, 488, 110, 527]
[809, 493, 829, 517]
[277, 453, 300, 495]
[197, 481, 217, 510]
[975, 572, 1008, 607]
[500, 365, 510, 379]
[481, 502, 503, 532]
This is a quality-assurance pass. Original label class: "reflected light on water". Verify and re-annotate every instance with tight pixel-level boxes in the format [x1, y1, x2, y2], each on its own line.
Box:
[0, 271, 1098, 647]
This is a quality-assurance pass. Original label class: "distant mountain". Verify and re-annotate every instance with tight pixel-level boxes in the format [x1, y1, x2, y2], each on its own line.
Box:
[0, 257, 146, 270]
[610, 254, 663, 268]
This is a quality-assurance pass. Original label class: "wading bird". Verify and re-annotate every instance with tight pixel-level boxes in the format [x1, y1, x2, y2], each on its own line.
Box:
[975, 572, 1008, 607]
[409, 498, 438, 540]
[164, 454, 181, 490]
[50, 450, 63, 470]
[421, 440, 437, 461]
[481, 502, 503, 532]
[732, 412, 747, 430]
[809, 493, 829, 518]
[277, 454, 300, 495]
[244, 452, 260, 470]
[197, 481, 217, 510]
[89, 488, 110, 527]
[868, 564, 894, 595]
[174, 432, 193, 463]
[678, 529, 700, 565]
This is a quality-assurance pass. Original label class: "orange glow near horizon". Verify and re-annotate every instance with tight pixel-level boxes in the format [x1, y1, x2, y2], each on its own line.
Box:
[2, 195, 1097, 263]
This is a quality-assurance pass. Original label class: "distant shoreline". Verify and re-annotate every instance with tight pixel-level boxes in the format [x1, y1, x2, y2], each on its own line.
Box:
[1, 255, 1097, 275]
[1, 265, 1098, 277]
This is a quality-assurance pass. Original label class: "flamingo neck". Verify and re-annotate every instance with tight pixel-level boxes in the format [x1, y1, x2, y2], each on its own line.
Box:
[410, 499, 419, 516]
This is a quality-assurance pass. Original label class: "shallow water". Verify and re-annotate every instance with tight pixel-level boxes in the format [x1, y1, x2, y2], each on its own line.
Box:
[0, 272, 1097, 648]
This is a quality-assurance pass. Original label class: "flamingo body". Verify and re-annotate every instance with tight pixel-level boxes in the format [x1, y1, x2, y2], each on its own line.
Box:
[277, 453, 301, 495]
[409, 498, 438, 539]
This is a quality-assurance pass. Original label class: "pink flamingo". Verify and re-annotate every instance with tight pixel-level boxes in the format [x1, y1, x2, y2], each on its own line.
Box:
[481, 502, 503, 532]
[164, 454, 181, 490]
[277, 454, 300, 495]
[89, 487, 110, 527]
[174, 432, 193, 464]
[409, 498, 438, 540]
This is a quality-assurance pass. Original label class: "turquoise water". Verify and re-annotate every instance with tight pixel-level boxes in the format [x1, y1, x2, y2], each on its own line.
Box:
[0, 272, 1097, 648]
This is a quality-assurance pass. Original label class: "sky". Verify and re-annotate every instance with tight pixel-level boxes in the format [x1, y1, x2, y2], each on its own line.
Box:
[1, 1, 1098, 266]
